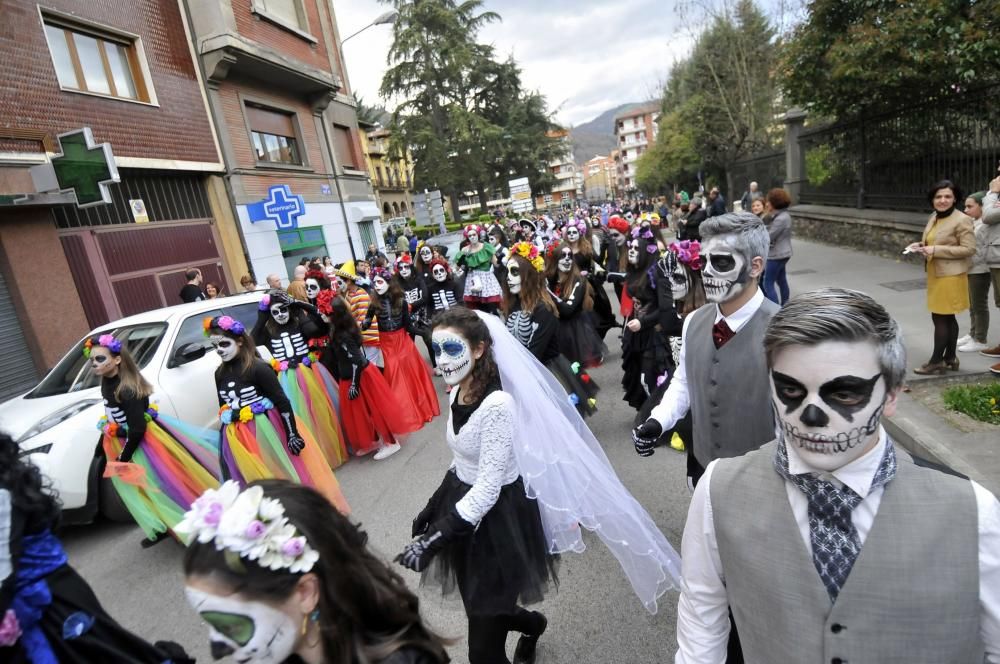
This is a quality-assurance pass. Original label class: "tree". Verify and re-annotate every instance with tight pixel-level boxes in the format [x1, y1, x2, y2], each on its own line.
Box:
[781, 0, 1000, 119]
[635, 107, 700, 194]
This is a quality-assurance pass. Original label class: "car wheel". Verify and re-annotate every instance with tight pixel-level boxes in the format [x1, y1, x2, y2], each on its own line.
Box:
[99, 472, 134, 523]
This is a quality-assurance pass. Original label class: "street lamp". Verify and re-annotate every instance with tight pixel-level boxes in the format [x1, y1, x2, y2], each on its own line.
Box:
[342, 10, 398, 44]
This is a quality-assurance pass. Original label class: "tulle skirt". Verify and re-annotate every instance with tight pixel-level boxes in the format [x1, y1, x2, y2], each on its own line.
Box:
[380, 329, 441, 425]
[420, 470, 557, 616]
[276, 360, 349, 469]
[100, 415, 220, 541]
[621, 328, 672, 410]
[556, 314, 607, 368]
[463, 268, 503, 304]
[219, 410, 349, 514]
[545, 355, 599, 418]
[589, 275, 619, 339]
[337, 366, 421, 454]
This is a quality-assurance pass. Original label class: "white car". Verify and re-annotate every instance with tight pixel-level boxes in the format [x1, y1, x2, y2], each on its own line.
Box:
[0, 293, 267, 523]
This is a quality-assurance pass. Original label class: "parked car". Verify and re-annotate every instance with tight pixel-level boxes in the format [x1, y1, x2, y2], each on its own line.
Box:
[0, 293, 267, 524]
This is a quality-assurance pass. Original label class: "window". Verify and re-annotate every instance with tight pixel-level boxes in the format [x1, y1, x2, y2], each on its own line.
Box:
[43, 18, 148, 102]
[254, 0, 307, 31]
[246, 104, 302, 165]
[332, 124, 359, 170]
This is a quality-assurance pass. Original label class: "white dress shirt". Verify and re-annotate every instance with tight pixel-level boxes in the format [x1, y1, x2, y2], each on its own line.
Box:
[650, 288, 766, 431]
[675, 428, 1000, 663]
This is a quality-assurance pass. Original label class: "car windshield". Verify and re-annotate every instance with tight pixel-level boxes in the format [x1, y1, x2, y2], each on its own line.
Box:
[26, 323, 167, 398]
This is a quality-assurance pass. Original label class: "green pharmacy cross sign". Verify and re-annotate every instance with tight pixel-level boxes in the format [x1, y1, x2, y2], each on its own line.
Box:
[41, 128, 120, 207]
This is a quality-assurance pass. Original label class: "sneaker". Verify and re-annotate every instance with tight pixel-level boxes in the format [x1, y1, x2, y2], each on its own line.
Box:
[373, 442, 401, 460]
[991, 362, 1000, 375]
[956, 334, 973, 347]
[980, 344, 1000, 358]
[958, 340, 989, 353]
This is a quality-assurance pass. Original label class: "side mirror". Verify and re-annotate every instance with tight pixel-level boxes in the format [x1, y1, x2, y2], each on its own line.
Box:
[172, 342, 207, 367]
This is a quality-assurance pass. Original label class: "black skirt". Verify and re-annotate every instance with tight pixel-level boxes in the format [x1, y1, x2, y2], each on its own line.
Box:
[556, 314, 607, 368]
[420, 470, 558, 616]
[545, 354, 599, 418]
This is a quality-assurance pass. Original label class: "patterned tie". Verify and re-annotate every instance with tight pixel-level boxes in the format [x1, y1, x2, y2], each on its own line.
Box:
[773, 439, 897, 602]
[712, 319, 735, 348]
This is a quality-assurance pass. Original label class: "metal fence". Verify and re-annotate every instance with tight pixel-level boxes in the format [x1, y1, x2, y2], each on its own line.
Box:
[728, 150, 786, 200]
[798, 84, 1000, 212]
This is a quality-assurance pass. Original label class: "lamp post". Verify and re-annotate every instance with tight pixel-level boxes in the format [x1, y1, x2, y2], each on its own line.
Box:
[342, 10, 398, 44]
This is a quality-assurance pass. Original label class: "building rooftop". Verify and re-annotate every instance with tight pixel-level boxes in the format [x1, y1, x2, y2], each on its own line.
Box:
[613, 102, 661, 122]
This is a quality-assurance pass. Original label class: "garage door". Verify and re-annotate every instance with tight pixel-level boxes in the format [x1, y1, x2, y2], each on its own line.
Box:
[0, 269, 39, 402]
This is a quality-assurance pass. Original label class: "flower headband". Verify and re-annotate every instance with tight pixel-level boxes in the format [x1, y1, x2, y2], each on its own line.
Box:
[203, 315, 246, 338]
[394, 254, 413, 273]
[463, 224, 483, 239]
[544, 239, 565, 261]
[669, 240, 703, 270]
[510, 241, 544, 272]
[176, 481, 319, 574]
[316, 289, 336, 316]
[370, 267, 392, 283]
[83, 333, 123, 358]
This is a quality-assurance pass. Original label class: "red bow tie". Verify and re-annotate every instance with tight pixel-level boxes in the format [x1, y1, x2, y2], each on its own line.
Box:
[712, 319, 735, 349]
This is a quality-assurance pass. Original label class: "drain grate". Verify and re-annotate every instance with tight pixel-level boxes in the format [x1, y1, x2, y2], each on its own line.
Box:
[879, 279, 926, 292]
[787, 268, 817, 276]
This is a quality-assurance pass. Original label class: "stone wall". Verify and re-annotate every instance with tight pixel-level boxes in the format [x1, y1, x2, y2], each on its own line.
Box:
[789, 204, 928, 260]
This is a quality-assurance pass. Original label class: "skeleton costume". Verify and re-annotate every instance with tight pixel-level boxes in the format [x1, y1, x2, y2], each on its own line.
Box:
[364, 269, 441, 426]
[426, 259, 465, 317]
[564, 218, 618, 340]
[547, 245, 608, 369]
[252, 291, 349, 470]
[457, 225, 502, 314]
[396, 255, 436, 368]
[90, 337, 219, 542]
[621, 228, 668, 410]
[210, 317, 348, 514]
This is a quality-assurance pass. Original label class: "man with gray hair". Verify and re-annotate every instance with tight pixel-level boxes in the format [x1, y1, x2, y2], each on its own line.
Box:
[675, 288, 1000, 663]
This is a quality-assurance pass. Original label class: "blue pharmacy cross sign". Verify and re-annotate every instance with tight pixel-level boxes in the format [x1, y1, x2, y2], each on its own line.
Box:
[247, 185, 305, 230]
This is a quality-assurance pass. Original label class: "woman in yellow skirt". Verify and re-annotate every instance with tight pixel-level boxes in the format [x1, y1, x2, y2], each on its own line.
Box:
[907, 180, 976, 375]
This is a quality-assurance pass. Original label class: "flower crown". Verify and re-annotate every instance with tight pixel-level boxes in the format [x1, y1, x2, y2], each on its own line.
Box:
[176, 481, 319, 574]
[203, 315, 246, 338]
[370, 267, 392, 283]
[316, 289, 336, 316]
[463, 224, 483, 239]
[83, 333, 123, 358]
[509, 241, 545, 272]
[669, 240, 703, 270]
[394, 254, 413, 273]
[544, 239, 566, 261]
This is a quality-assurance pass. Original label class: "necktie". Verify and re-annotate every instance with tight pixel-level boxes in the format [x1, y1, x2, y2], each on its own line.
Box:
[712, 319, 735, 348]
[773, 439, 897, 602]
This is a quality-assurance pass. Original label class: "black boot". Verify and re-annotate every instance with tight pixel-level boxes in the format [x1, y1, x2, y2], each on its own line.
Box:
[512, 612, 547, 664]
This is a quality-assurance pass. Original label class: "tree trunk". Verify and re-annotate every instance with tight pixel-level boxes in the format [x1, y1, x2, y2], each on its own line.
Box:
[477, 186, 489, 215]
[724, 169, 735, 213]
[447, 187, 462, 223]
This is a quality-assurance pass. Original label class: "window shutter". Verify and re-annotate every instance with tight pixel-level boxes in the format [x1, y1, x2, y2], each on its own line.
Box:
[246, 106, 296, 137]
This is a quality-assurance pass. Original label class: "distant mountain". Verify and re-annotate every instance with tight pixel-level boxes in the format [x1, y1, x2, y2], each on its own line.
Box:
[569, 102, 646, 164]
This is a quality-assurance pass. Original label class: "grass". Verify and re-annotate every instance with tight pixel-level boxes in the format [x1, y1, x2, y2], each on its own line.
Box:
[942, 382, 1000, 425]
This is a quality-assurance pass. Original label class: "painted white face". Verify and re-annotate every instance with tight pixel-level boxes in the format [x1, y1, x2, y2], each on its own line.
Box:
[399, 264, 412, 279]
[609, 229, 626, 247]
[505, 257, 522, 294]
[90, 346, 119, 377]
[565, 226, 580, 243]
[627, 239, 640, 265]
[373, 276, 389, 295]
[558, 248, 574, 273]
[701, 234, 749, 303]
[210, 334, 239, 363]
[671, 263, 689, 301]
[591, 218, 601, 228]
[488, 234, 500, 246]
[431, 264, 448, 283]
[185, 586, 298, 664]
[270, 303, 290, 326]
[419, 247, 433, 263]
[432, 329, 473, 386]
[771, 341, 889, 472]
[333, 276, 346, 293]
[304, 279, 320, 300]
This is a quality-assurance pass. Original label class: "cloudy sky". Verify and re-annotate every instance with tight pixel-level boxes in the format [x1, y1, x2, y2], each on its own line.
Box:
[333, 0, 697, 127]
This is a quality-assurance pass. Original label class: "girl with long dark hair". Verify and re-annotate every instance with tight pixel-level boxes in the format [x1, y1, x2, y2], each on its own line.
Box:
[562, 217, 617, 339]
[620, 226, 665, 410]
[88, 334, 219, 544]
[181, 480, 449, 664]
[545, 242, 607, 368]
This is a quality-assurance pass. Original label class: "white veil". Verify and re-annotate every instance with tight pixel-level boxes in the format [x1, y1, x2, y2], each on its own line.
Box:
[473, 311, 682, 613]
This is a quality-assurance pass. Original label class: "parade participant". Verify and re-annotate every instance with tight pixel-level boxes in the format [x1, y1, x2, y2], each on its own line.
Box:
[397, 308, 681, 664]
[415, 243, 435, 281]
[589, 215, 608, 264]
[303, 269, 331, 309]
[337, 260, 383, 368]
[208, 315, 348, 514]
[252, 291, 348, 470]
[426, 258, 465, 321]
[397, 254, 435, 368]
[90, 334, 220, 545]
[0, 431, 195, 664]
[563, 217, 617, 340]
[322, 298, 419, 459]
[546, 242, 607, 368]
[180, 480, 450, 664]
[364, 267, 440, 435]
[675, 288, 1000, 663]
[620, 226, 666, 410]
[456, 224, 502, 314]
[605, 215, 631, 301]
[505, 242, 597, 417]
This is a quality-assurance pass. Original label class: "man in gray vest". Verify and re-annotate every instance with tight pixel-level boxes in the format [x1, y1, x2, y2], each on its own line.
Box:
[633, 211, 779, 488]
[675, 288, 1000, 663]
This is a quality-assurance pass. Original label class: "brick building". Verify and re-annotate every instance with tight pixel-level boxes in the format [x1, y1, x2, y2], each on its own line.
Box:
[614, 102, 660, 194]
[186, 0, 381, 279]
[361, 125, 415, 223]
[0, 0, 238, 399]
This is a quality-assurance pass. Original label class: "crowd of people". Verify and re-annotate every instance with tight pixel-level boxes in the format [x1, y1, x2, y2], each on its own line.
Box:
[3, 185, 999, 664]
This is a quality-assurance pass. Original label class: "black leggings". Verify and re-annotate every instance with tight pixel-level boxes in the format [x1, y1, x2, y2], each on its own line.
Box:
[467, 609, 546, 664]
[930, 313, 960, 363]
[410, 329, 436, 367]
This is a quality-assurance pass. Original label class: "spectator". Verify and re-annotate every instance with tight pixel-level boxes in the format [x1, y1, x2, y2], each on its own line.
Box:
[682, 197, 707, 242]
[959, 192, 991, 353]
[740, 181, 761, 211]
[750, 198, 766, 218]
[204, 282, 221, 299]
[707, 187, 726, 217]
[287, 265, 308, 302]
[365, 242, 387, 265]
[908, 180, 975, 375]
[980, 173, 1000, 372]
[178, 268, 204, 303]
[762, 188, 793, 305]
[239, 274, 258, 292]
[409, 232, 420, 255]
[396, 228, 411, 255]
[266, 273, 282, 289]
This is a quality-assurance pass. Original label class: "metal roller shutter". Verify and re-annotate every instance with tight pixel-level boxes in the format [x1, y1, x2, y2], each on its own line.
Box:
[0, 270, 39, 402]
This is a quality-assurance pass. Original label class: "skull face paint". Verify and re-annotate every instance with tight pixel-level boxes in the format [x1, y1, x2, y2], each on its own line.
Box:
[565, 226, 580, 243]
[270, 303, 291, 326]
[590, 217, 601, 228]
[210, 334, 239, 363]
[419, 247, 433, 264]
[431, 264, 448, 283]
[431, 329, 473, 385]
[671, 263, 690, 301]
[399, 264, 413, 279]
[304, 279, 320, 300]
[90, 347, 120, 377]
[770, 340, 888, 472]
[701, 234, 749, 303]
[373, 276, 389, 295]
[505, 258, 522, 294]
[185, 586, 298, 664]
[609, 229, 626, 247]
[558, 248, 574, 273]
[627, 239, 640, 265]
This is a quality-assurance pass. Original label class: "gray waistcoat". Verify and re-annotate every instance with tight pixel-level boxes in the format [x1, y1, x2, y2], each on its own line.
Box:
[711, 441, 983, 663]
[684, 297, 779, 466]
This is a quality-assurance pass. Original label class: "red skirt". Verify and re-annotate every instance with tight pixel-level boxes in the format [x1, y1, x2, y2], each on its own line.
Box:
[380, 328, 441, 424]
[338, 366, 421, 453]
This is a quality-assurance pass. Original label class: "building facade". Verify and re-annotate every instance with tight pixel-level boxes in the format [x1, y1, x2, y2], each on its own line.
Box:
[534, 129, 578, 208]
[614, 102, 660, 194]
[186, 0, 381, 280]
[583, 154, 617, 202]
[0, 0, 237, 398]
[361, 126, 415, 224]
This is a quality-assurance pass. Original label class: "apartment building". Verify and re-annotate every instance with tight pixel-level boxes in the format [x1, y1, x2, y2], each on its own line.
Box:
[614, 102, 660, 193]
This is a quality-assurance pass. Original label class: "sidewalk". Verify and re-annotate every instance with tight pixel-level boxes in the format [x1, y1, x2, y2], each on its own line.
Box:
[787, 238, 998, 495]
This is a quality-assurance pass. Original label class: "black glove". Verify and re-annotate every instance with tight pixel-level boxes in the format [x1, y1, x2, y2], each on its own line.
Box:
[632, 419, 662, 457]
[361, 318, 372, 331]
[606, 271, 626, 285]
[347, 381, 360, 400]
[280, 412, 306, 455]
[290, 300, 317, 314]
[396, 509, 473, 572]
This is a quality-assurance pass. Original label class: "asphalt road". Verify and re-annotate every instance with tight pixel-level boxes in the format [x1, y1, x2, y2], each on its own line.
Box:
[61, 330, 693, 664]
